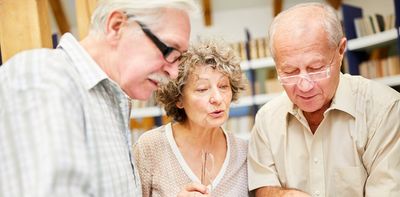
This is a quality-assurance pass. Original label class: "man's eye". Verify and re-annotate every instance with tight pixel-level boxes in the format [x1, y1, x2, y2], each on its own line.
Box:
[283, 70, 297, 76]
[309, 66, 324, 72]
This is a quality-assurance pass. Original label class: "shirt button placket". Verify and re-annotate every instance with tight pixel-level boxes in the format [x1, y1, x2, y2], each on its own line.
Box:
[310, 137, 325, 197]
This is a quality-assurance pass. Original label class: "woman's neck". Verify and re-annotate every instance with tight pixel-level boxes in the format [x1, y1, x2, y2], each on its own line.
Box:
[172, 122, 224, 152]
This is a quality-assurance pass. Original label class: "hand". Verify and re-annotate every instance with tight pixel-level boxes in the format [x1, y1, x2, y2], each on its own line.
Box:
[177, 182, 209, 197]
[283, 190, 311, 197]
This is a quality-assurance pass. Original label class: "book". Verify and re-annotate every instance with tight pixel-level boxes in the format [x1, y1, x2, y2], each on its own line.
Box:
[375, 14, 385, 32]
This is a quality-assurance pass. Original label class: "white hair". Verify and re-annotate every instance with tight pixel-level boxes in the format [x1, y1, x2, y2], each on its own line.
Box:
[268, 2, 343, 58]
[90, 0, 199, 34]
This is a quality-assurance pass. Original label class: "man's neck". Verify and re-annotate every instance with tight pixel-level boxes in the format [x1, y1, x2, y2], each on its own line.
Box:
[303, 101, 331, 134]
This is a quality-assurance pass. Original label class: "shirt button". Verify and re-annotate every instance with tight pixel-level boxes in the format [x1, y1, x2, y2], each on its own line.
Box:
[313, 158, 319, 164]
[314, 190, 320, 196]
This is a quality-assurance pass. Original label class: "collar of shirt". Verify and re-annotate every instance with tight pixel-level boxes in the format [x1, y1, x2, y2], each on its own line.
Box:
[328, 73, 357, 117]
[286, 73, 356, 118]
[57, 33, 108, 90]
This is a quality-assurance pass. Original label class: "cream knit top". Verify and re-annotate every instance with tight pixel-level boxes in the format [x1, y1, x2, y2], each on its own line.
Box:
[133, 123, 249, 197]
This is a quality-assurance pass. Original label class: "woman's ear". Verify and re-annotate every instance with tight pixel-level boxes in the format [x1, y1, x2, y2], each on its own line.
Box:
[176, 99, 183, 109]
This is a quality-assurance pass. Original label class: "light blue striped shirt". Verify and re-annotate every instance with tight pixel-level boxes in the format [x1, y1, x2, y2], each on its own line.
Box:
[0, 33, 141, 196]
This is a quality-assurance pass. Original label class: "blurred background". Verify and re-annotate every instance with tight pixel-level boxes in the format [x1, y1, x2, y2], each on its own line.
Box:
[0, 0, 398, 141]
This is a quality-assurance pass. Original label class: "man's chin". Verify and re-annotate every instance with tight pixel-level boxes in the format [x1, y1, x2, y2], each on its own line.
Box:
[298, 104, 321, 113]
[129, 90, 153, 101]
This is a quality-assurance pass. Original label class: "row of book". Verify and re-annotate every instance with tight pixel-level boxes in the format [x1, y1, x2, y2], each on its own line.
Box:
[230, 37, 271, 61]
[359, 55, 400, 79]
[252, 68, 284, 95]
[354, 13, 396, 38]
[223, 115, 254, 140]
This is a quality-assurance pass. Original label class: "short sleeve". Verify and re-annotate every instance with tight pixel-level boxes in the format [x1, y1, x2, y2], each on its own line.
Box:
[248, 113, 282, 191]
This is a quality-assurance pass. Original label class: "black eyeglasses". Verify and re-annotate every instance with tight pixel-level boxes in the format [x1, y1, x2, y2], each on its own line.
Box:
[126, 14, 183, 64]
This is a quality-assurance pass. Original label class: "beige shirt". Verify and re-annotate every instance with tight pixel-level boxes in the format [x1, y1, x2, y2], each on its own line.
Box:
[248, 74, 400, 197]
[134, 123, 249, 197]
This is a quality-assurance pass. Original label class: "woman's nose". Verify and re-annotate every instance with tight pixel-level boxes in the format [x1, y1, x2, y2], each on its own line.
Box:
[209, 90, 223, 104]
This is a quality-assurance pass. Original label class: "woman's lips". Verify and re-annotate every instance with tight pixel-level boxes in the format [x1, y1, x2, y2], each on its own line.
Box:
[209, 110, 224, 118]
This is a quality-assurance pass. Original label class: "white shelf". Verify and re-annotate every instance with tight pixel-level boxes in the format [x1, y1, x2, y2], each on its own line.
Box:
[130, 75, 400, 118]
[240, 57, 275, 70]
[130, 92, 282, 118]
[374, 75, 400, 86]
[347, 28, 398, 51]
[231, 92, 282, 108]
[130, 106, 164, 118]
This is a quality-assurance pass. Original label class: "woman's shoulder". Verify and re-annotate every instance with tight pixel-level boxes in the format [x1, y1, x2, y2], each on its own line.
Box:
[134, 124, 169, 148]
[227, 133, 248, 149]
[226, 133, 248, 159]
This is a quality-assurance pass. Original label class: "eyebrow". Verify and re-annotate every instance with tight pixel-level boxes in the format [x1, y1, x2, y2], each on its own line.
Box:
[280, 57, 326, 68]
[196, 74, 229, 82]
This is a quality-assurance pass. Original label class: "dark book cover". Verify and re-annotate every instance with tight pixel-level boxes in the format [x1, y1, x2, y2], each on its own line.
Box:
[375, 14, 385, 32]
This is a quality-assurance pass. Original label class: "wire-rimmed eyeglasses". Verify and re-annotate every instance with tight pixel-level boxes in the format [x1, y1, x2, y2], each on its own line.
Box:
[126, 14, 184, 64]
[277, 50, 337, 85]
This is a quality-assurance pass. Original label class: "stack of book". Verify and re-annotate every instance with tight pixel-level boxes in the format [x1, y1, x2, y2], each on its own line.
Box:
[354, 13, 396, 38]
[359, 55, 400, 79]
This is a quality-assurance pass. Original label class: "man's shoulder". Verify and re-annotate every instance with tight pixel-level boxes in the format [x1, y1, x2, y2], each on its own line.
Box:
[346, 74, 400, 104]
[1, 48, 80, 90]
[135, 124, 167, 146]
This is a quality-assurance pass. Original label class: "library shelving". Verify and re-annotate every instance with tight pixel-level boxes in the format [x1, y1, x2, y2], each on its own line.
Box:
[347, 28, 398, 51]
[342, 1, 400, 77]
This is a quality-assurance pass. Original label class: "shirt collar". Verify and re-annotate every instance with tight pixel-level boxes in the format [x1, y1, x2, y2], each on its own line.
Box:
[57, 33, 108, 90]
[329, 73, 356, 117]
[286, 73, 356, 118]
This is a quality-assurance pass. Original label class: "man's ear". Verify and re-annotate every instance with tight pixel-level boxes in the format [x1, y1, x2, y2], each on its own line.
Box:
[104, 11, 126, 44]
[338, 37, 347, 56]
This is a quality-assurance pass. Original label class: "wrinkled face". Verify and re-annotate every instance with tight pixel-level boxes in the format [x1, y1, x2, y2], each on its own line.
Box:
[113, 8, 191, 100]
[274, 23, 344, 113]
[178, 65, 232, 128]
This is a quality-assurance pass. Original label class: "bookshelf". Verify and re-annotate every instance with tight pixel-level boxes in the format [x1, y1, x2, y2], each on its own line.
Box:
[240, 57, 275, 70]
[347, 28, 398, 51]
[342, 1, 400, 77]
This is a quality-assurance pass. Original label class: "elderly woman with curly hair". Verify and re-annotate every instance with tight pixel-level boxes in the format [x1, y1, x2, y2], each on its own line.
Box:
[133, 39, 249, 197]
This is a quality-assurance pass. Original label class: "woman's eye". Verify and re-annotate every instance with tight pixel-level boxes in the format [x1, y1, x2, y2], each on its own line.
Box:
[196, 88, 207, 92]
[220, 85, 229, 89]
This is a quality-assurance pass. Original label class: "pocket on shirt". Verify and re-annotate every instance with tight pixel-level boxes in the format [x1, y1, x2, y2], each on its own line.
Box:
[334, 166, 367, 197]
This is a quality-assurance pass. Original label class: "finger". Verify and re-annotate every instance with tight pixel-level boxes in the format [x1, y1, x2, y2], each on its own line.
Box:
[184, 182, 208, 194]
[177, 190, 208, 197]
[192, 191, 209, 197]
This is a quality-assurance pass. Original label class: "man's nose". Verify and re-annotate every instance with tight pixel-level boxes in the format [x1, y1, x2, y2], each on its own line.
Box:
[296, 76, 314, 92]
[163, 62, 179, 79]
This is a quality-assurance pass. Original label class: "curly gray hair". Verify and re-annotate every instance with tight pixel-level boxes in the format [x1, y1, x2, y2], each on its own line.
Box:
[156, 38, 246, 122]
